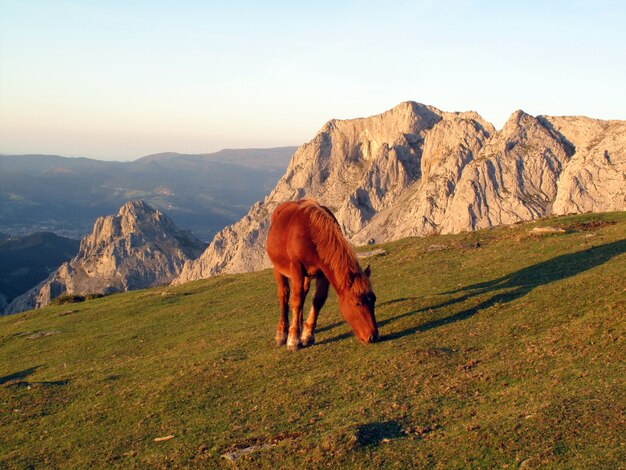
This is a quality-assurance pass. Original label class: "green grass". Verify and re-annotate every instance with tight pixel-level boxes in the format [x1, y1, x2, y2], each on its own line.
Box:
[1, 212, 625, 468]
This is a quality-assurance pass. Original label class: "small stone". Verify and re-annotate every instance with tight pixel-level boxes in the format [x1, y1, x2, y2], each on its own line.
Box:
[357, 248, 386, 259]
[27, 330, 61, 340]
[519, 458, 533, 469]
[530, 226, 566, 235]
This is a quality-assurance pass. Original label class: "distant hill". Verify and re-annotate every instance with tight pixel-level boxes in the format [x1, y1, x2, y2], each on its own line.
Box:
[136, 148, 295, 170]
[0, 147, 296, 241]
[0, 232, 79, 310]
[1, 212, 624, 467]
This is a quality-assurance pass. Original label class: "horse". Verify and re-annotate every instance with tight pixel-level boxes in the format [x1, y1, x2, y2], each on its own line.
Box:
[266, 199, 379, 351]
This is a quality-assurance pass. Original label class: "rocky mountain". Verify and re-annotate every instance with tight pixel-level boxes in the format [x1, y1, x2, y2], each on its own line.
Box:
[4, 201, 206, 314]
[0, 147, 295, 240]
[174, 102, 625, 284]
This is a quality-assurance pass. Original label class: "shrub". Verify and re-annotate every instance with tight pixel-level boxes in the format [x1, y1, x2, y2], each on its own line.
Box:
[51, 294, 86, 305]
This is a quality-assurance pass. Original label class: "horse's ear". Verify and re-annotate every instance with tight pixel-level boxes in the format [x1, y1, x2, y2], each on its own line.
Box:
[364, 265, 371, 278]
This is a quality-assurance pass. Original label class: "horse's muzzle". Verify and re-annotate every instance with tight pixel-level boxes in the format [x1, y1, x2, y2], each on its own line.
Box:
[364, 330, 379, 344]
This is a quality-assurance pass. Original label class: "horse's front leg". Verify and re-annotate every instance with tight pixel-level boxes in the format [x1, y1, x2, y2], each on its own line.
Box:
[273, 268, 290, 346]
[301, 274, 329, 347]
[287, 263, 308, 352]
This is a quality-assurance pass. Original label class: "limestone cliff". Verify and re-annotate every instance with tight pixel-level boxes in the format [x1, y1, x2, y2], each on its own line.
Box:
[351, 113, 494, 243]
[174, 102, 625, 284]
[542, 116, 626, 215]
[438, 110, 572, 233]
[5, 201, 205, 314]
[173, 102, 444, 283]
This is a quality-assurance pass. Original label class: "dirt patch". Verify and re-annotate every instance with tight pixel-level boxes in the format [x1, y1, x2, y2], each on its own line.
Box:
[568, 220, 616, 231]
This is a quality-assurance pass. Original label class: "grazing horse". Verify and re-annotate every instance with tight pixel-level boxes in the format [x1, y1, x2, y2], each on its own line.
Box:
[266, 199, 378, 351]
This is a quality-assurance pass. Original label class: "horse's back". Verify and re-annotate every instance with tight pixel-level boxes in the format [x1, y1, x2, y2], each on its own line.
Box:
[267, 199, 325, 272]
[270, 200, 297, 225]
[269, 199, 322, 230]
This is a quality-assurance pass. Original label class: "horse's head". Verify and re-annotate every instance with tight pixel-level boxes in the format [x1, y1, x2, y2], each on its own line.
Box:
[339, 265, 379, 343]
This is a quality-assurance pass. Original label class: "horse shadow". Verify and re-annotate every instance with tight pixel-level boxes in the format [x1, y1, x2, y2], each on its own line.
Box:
[319, 239, 625, 344]
[381, 239, 626, 341]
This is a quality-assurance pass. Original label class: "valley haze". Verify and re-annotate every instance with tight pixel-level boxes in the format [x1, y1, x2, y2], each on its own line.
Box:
[0, 147, 296, 240]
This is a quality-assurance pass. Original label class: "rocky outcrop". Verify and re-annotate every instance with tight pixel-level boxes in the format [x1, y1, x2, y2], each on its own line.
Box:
[542, 116, 626, 215]
[4, 201, 206, 314]
[174, 102, 444, 283]
[438, 110, 573, 233]
[174, 102, 625, 284]
[351, 112, 494, 243]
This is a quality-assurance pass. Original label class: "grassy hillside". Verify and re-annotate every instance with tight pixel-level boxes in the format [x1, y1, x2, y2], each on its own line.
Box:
[1, 212, 624, 468]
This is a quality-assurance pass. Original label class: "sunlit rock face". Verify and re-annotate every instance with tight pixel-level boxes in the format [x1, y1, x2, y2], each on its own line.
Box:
[174, 102, 625, 284]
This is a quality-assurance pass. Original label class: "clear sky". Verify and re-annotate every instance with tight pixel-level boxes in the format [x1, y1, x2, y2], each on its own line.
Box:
[1, 0, 625, 161]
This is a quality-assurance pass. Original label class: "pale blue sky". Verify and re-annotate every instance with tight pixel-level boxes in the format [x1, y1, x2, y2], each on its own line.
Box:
[1, 0, 624, 160]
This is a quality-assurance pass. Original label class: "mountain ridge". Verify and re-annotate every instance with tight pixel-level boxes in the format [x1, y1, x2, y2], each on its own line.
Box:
[174, 101, 625, 284]
[0, 147, 296, 240]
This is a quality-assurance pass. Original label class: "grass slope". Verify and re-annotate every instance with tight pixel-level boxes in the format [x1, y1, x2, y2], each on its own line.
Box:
[1, 213, 625, 468]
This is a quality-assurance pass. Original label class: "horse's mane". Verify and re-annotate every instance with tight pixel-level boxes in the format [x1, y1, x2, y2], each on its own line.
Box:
[301, 200, 370, 294]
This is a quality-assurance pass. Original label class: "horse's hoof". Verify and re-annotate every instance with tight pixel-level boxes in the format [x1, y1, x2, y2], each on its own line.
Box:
[287, 341, 301, 352]
[275, 332, 288, 347]
[301, 334, 315, 347]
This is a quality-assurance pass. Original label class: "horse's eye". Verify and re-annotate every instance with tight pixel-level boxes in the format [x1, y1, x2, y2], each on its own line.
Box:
[355, 302, 361, 307]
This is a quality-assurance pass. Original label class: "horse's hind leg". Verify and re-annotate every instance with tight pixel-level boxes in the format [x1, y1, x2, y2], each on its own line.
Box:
[287, 262, 307, 352]
[300, 276, 311, 333]
[301, 274, 329, 347]
[274, 268, 290, 346]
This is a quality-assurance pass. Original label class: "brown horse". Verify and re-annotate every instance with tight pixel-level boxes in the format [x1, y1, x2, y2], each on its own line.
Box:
[266, 199, 378, 351]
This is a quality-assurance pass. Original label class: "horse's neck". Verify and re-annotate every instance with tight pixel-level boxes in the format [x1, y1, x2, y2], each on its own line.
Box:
[316, 233, 359, 295]
[320, 266, 346, 295]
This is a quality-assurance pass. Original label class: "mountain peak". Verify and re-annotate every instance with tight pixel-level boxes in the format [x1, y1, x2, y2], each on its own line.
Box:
[118, 200, 159, 219]
[5, 201, 207, 314]
[505, 109, 533, 125]
[119, 199, 152, 211]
